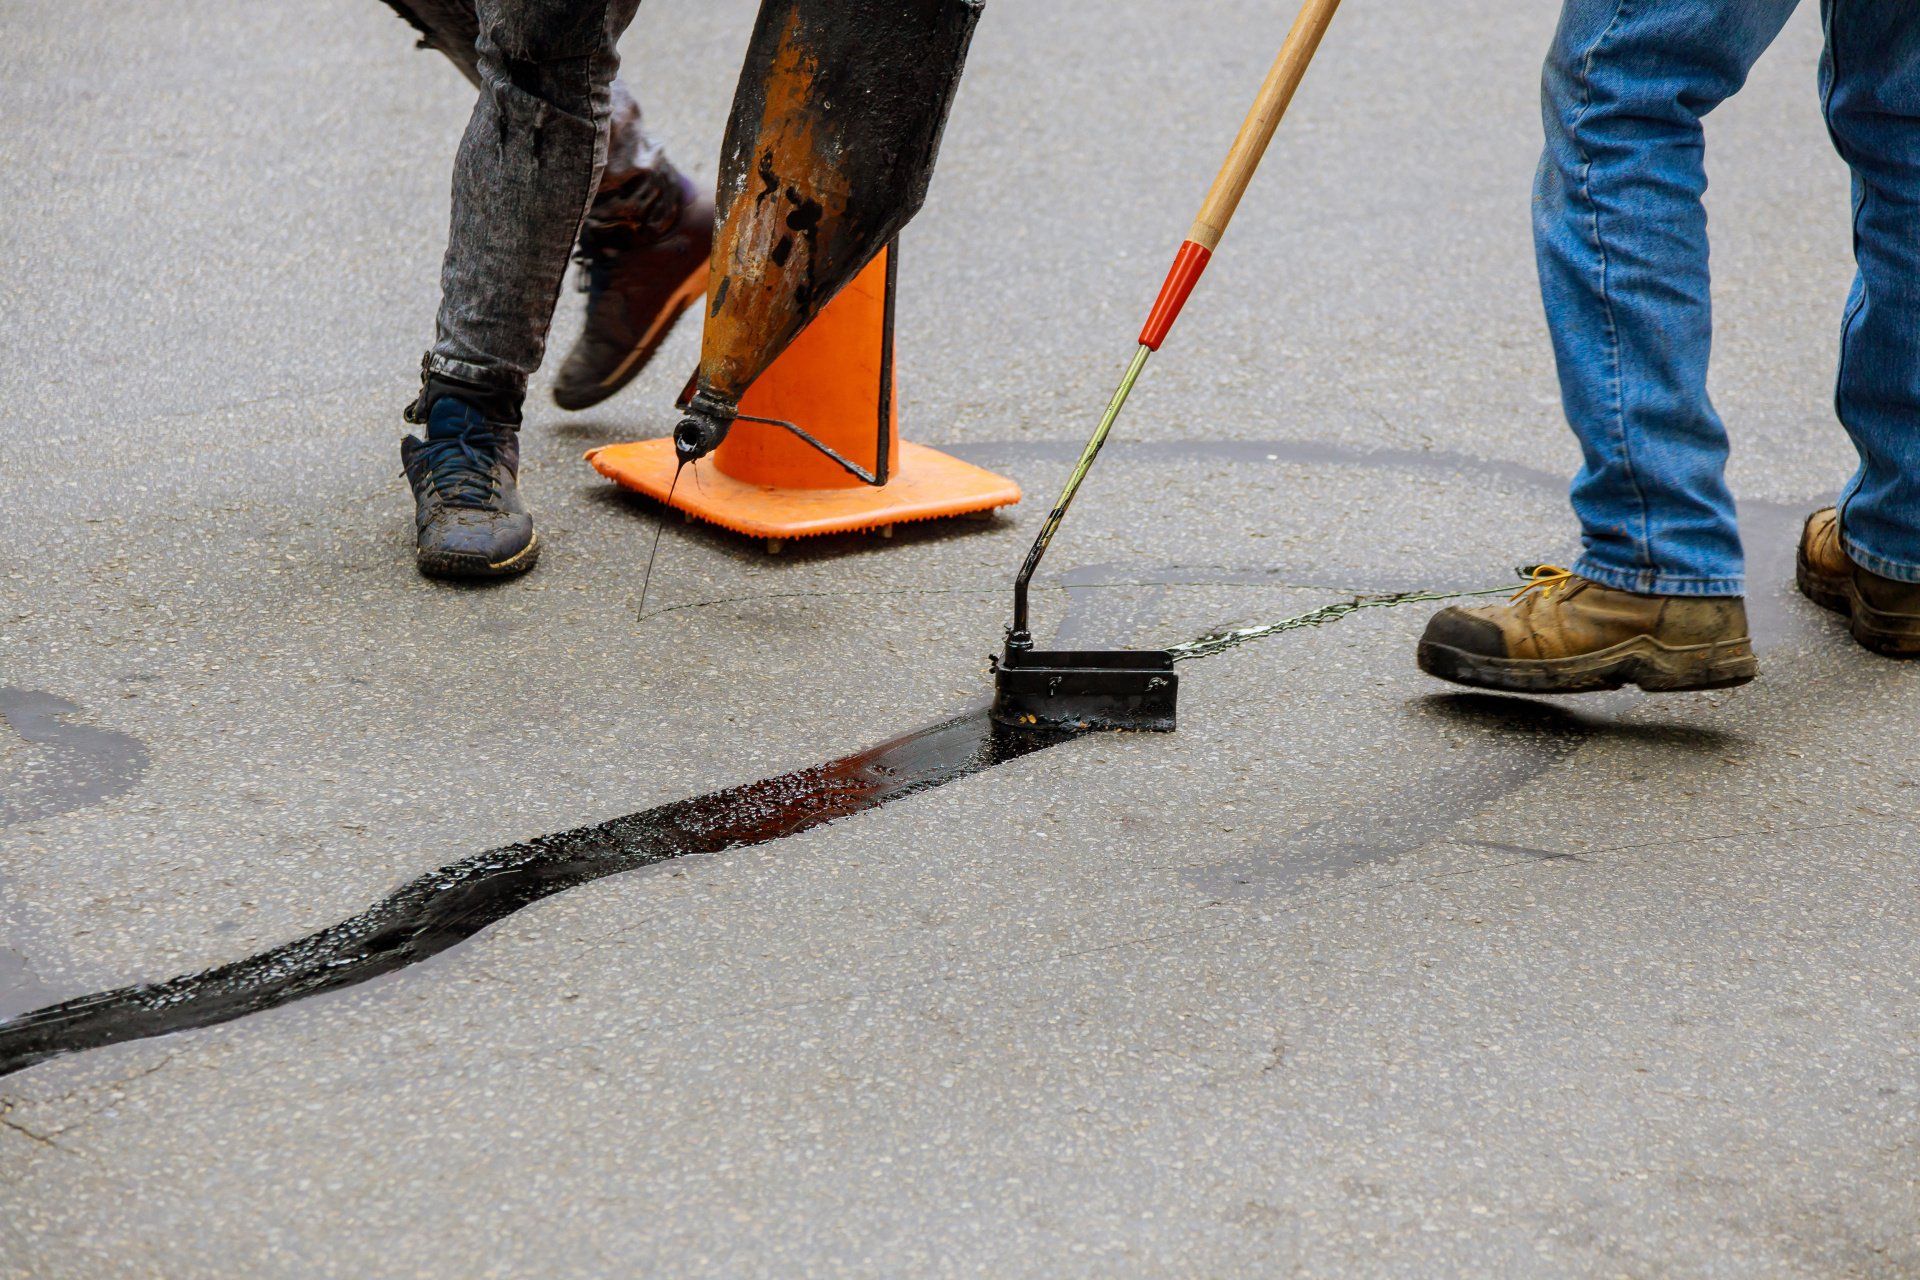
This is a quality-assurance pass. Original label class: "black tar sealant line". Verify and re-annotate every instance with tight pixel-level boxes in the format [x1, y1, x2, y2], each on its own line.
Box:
[0, 434, 1806, 1079]
[0, 578, 1537, 1079]
[0, 434, 1742, 1078]
[0, 709, 1077, 1080]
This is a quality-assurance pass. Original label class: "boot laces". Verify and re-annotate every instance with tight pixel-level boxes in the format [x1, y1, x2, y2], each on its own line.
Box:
[414, 421, 502, 508]
[1510, 564, 1575, 603]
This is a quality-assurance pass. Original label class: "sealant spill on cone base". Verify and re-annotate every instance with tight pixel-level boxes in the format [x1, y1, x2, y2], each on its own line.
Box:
[587, 247, 1020, 549]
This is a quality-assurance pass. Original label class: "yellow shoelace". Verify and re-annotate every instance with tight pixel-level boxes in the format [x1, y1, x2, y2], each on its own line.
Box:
[1510, 563, 1575, 602]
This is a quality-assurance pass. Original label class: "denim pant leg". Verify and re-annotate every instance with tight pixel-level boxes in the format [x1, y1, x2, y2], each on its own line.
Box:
[1822, 2, 1920, 582]
[378, 1, 661, 197]
[1536, 0, 1801, 597]
[384, 0, 645, 415]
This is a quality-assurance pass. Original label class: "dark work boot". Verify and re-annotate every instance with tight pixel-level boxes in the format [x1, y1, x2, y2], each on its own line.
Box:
[401, 397, 539, 580]
[551, 166, 714, 411]
[1797, 507, 1920, 657]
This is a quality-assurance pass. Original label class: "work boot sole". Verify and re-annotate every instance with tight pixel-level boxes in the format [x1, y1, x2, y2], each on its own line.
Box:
[552, 265, 707, 412]
[1417, 634, 1758, 694]
[416, 532, 541, 582]
[1796, 536, 1920, 658]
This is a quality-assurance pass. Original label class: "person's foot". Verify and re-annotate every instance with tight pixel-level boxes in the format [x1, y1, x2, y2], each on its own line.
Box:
[551, 167, 714, 412]
[1417, 567, 1758, 694]
[1796, 507, 1920, 657]
[401, 397, 539, 580]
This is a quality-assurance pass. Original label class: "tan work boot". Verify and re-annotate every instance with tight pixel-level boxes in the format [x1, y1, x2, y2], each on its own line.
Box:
[1417, 567, 1758, 694]
[1796, 508, 1920, 657]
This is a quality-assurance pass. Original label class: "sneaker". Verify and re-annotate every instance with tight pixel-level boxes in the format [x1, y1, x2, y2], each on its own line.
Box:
[1417, 567, 1757, 694]
[1796, 507, 1920, 657]
[400, 397, 539, 580]
[551, 166, 714, 411]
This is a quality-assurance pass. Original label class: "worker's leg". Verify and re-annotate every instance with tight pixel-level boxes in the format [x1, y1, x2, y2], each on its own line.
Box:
[398, 0, 642, 580]
[378, 0, 709, 419]
[377, 0, 663, 208]
[421, 0, 645, 412]
[1416, 0, 1803, 694]
[1534, 0, 1802, 597]
[1822, 1, 1920, 580]
[1792, 1, 1920, 655]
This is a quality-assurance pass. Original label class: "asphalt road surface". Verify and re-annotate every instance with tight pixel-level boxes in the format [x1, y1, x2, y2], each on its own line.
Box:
[3, 1, 1915, 1276]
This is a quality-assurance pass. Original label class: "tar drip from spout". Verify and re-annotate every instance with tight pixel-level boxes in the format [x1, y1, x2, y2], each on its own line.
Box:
[637, 458, 687, 621]
[0, 710, 1080, 1079]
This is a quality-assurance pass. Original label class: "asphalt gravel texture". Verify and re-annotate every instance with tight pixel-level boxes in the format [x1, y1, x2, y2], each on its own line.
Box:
[3, 1, 1916, 1276]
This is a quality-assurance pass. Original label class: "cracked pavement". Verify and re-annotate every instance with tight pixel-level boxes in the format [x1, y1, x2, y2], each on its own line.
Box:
[2, 0, 1917, 1276]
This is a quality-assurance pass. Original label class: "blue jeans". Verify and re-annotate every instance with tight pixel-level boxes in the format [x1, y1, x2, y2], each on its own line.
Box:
[1538, 0, 1920, 595]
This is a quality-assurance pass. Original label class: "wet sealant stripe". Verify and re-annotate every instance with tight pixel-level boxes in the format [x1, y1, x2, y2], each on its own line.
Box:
[0, 709, 1077, 1079]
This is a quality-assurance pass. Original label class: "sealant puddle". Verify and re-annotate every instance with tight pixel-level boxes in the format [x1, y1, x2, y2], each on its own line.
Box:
[0, 688, 150, 830]
[0, 708, 1079, 1079]
[1, 689, 152, 1019]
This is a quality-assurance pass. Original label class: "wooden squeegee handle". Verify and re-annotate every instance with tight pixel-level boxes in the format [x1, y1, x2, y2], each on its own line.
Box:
[1137, 0, 1344, 350]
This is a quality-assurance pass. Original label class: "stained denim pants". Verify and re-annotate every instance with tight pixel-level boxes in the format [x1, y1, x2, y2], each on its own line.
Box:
[381, 0, 664, 418]
[1539, 0, 1920, 595]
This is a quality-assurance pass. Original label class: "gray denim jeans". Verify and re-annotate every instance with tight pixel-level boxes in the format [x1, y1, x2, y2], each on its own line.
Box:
[381, 0, 665, 417]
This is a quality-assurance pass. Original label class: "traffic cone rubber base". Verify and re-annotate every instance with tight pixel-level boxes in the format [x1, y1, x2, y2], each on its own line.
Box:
[587, 437, 1019, 543]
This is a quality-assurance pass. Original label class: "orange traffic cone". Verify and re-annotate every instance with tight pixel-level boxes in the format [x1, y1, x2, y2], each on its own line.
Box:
[586, 245, 1020, 552]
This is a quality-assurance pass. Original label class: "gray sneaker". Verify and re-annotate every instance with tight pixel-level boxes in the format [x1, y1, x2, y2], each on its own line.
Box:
[400, 396, 539, 580]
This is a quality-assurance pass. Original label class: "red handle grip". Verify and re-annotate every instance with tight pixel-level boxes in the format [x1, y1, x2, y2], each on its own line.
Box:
[1137, 240, 1214, 351]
